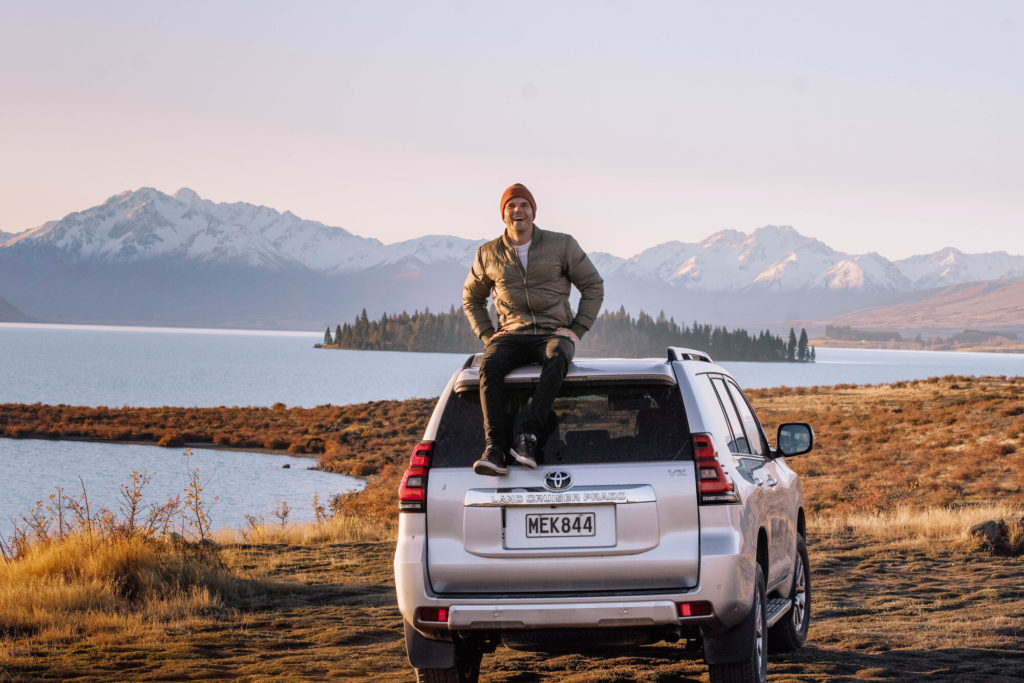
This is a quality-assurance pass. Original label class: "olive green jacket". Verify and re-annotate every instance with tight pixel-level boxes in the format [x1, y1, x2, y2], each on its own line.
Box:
[462, 225, 604, 343]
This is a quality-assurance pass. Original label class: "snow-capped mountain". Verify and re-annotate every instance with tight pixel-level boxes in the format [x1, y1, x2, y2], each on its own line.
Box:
[615, 226, 914, 292]
[5, 187, 480, 274]
[2, 187, 1023, 330]
[895, 248, 1024, 289]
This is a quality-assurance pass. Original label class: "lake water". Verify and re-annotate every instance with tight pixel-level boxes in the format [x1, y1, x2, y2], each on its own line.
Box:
[3, 323, 1024, 537]
[0, 323, 464, 408]
[0, 439, 361, 540]
[3, 323, 1024, 408]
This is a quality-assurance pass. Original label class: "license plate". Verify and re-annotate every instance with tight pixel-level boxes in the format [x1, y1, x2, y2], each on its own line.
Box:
[525, 512, 596, 538]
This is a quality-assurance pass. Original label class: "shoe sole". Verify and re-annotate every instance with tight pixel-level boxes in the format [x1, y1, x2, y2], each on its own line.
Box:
[473, 460, 508, 476]
[510, 448, 538, 469]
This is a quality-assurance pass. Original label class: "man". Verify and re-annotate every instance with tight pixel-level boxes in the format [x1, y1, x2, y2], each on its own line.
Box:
[462, 183, 604, 476]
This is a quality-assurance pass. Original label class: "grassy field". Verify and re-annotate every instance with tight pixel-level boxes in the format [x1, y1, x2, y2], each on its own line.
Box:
[2, 375, 1023, 681]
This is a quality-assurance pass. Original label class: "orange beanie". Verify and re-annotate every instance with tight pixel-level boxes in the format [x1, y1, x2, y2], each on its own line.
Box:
[499, 183, 537, 219]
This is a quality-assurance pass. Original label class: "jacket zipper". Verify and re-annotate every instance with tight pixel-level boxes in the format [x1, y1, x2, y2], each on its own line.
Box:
[513, 243, 537, 330]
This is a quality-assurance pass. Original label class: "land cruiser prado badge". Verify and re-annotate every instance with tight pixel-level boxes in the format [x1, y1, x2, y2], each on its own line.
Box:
[544, 471, 573, 491]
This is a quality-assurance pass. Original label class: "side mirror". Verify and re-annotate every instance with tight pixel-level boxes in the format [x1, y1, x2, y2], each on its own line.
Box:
[776, 423, 814, 457]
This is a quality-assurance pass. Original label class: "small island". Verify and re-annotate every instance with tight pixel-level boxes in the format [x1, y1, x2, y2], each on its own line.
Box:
[317, 306, 815, 363]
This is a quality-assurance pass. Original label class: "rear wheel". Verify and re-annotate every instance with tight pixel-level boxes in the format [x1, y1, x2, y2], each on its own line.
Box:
[708, 565, 767, 683]
[769, 533, 811, 652]
[415, 638, 482, 683]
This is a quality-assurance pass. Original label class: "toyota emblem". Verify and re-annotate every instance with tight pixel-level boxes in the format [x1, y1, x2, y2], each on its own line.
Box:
[544, 471, 573, 491]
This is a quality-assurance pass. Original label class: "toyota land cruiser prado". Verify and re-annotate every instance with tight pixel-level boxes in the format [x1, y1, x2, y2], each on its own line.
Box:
[394, 347, 814, 683]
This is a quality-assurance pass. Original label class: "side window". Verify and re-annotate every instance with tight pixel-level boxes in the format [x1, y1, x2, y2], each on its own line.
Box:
[725, 380, 766, 457]
[710, 377, 751, 455]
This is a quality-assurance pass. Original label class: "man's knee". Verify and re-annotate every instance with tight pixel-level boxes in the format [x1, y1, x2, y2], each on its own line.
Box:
[546, 337, 575, 362]
[542, 339, 573, 375]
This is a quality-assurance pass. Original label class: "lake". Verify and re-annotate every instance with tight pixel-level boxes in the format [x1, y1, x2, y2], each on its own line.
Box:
[4, 323, 1024, 408]
[0, 439, 362, 541]
[3, 323, 1024, 537]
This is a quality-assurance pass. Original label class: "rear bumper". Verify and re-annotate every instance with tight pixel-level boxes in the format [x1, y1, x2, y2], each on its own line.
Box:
[394, 513, 756, 638]
[449, 600, 680, 629]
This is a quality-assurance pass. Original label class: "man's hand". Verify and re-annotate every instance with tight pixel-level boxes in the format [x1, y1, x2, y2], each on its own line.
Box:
[487, 329, 510, 343]
[554, 328, 580, 344]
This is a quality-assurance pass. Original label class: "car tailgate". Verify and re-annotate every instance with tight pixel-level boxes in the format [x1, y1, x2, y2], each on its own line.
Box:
[426, 462, 700, 594]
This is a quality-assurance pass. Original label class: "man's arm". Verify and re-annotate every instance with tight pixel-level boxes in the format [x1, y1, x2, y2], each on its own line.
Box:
[462, 249, 497, 343]
[564, 236, 604, 339]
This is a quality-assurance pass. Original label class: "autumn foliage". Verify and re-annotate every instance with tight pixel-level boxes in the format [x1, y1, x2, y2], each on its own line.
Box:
[0, 399, 435, 478]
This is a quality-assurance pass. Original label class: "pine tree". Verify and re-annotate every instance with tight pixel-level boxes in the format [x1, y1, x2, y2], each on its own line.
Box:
[797, 328, 809, 362]
[786, 328, 797, 362]
[323, 327, 333, 345]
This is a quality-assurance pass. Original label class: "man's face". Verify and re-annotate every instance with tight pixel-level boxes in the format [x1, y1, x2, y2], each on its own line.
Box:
[503, 197, 534, 234]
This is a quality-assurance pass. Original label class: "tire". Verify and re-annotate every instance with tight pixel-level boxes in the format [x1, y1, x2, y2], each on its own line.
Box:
[769, 533, 811, 653]
[708, 565, 768, 683]
[415, 639, 482, 683]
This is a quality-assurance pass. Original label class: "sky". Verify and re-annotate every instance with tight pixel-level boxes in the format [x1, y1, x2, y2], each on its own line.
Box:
[1, 1, 1021, 260]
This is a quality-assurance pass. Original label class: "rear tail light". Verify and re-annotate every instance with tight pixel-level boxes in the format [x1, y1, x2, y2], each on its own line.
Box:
[399, 442, 432, 512]
[693, 433, 739, 504]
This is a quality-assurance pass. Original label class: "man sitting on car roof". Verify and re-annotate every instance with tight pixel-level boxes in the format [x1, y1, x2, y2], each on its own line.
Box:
[462, 183, 605, 476]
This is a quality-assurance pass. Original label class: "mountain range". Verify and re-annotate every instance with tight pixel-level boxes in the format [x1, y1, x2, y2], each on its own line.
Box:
[2, 188, 1022, 332]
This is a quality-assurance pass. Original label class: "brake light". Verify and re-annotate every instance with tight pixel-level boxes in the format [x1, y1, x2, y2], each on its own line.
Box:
[693, 433, 739, 504]
[399, 442, 432, 512]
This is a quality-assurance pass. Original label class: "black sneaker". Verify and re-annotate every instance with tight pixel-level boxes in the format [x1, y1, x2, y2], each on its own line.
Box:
[473, 445, 508, 476]
[511, 432, 538, 469]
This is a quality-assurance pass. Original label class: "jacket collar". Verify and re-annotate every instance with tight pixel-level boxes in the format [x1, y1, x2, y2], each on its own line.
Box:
[501, 224, 542, 250]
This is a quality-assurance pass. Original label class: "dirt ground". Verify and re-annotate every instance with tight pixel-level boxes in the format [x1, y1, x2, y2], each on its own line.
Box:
[2, 528, 1023, 682]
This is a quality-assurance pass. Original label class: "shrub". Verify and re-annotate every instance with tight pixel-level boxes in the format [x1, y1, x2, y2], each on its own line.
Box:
[350, 462, 378, 477]
[263, 436, 290, 450]
[158, 432, 185, 447]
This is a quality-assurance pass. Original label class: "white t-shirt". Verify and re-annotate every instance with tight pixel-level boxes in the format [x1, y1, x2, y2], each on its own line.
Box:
[515, 241, 531, 270]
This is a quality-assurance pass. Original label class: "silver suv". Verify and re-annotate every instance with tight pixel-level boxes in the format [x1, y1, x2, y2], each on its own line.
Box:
[394, 347, 814, 683]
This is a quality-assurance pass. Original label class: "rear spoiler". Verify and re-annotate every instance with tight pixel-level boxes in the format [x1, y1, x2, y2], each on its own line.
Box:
[667, 347, 714, 363]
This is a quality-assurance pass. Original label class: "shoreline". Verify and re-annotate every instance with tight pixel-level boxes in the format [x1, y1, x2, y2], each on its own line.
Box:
[1, 433, 328, 462]
[0, 398, 438, 479]
[811, 338, 1024, 354]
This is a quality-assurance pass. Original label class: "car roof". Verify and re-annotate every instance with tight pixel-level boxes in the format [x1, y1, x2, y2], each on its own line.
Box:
[453, 353, 723, 392]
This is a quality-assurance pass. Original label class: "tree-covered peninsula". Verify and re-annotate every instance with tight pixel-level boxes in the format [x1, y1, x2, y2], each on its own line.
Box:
[317, 306, 815, 362]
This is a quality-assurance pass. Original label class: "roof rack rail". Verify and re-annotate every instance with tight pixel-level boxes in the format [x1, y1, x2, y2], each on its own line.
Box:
[667, 347, 713, 363]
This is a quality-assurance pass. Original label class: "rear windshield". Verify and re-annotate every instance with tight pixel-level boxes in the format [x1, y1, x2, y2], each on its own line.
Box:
[432, 382, 691, 467]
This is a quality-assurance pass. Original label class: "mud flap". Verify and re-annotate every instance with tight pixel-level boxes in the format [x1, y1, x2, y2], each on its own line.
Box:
[404, 621, 455, 669]
[702, 602, 756, 665]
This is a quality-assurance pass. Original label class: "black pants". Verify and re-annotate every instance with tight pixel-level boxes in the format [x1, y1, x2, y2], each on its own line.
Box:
[479, 333, 575, 450]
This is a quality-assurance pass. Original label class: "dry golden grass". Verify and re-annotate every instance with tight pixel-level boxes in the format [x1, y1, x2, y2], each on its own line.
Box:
[216, 512, 396, 547]
[814, 503, 1024, 551]
[748, 375, 1024, 516]
[0, 532, 237, 638]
